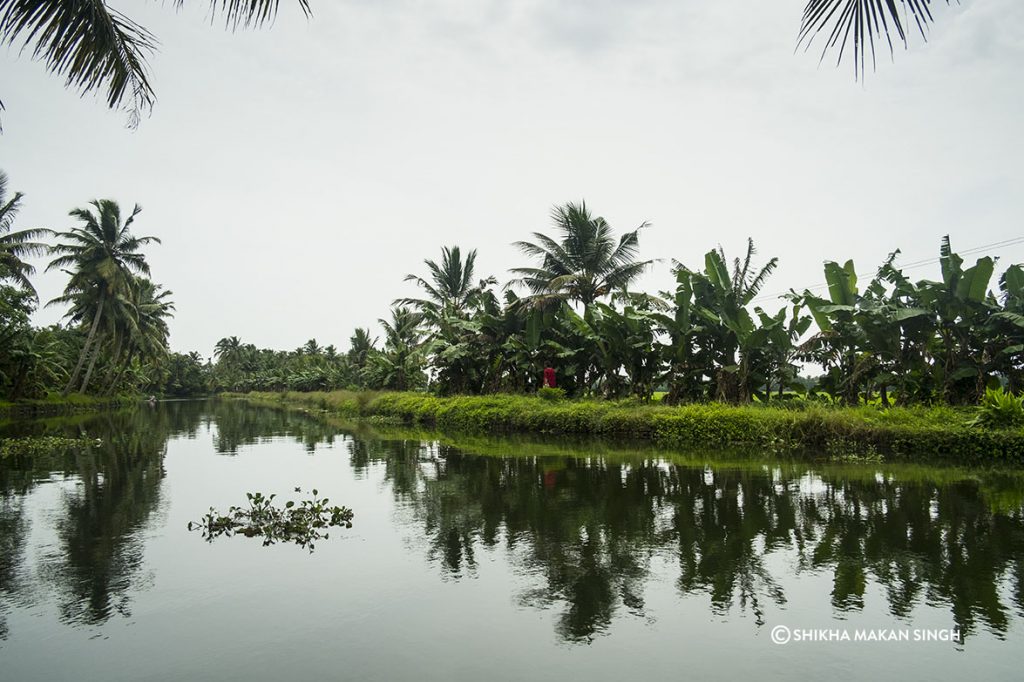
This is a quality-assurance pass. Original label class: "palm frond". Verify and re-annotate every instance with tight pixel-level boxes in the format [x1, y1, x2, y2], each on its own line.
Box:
[0, 0, 311, 127]
[183, 0, 312, 29]
[744, 257, 780, 303]
[603, 260, 652, 292]
[0, 186, 23, 232]
[0, 0, 158, 127]
[514, 234, 573, 274]
[606, 223, 647, 269]
[798, 0, 950, 78]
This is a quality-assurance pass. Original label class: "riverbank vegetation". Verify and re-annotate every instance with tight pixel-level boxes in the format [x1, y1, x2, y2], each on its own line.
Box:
[211, 202, 1024, 415]
[239, 390, 1024, 464]
[6, 174, 1024, 447]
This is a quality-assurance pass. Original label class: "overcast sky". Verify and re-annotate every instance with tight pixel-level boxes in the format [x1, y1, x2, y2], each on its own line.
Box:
[2, 1, 1022, 357]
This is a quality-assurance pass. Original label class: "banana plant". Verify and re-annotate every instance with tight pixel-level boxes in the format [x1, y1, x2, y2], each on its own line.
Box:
[654, 268, 708, 404]
[914, 237, 1001, 403]
[561, 301, 658, 399]
[668, 241, 783, 403]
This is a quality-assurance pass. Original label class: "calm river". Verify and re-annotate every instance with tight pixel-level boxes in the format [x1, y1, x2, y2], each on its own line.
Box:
[1, 400, 1022, 680]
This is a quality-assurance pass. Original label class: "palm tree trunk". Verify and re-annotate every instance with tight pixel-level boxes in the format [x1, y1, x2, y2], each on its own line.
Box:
[104, 345, 133, 396]
[97, 335, 123, 393]
[80, 331, 105, 394]
[63, 290, 105, 396]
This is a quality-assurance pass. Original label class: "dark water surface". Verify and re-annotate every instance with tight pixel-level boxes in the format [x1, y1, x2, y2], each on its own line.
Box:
[1, 400, 1023, 680]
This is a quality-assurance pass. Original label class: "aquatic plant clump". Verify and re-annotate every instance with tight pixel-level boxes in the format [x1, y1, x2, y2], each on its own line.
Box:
[188, 489, 353, 551]
[0, 435, 100, 459]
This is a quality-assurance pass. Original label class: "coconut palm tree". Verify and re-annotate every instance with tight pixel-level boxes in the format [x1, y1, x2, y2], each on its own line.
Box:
[0, 0, 311, 127]
[346, 327, 376, 377]
[366, 307, 425, 390]
[511, 201, 652, 308]
[214, 336, 243, 361]
[0, 170, 49, 296]
[102, 278, 174, 395]
[398, 246, 496, 322]
[47, 200, 159, 394]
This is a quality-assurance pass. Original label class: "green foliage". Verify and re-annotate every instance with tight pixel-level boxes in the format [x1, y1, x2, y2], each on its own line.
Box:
[537, 387, 566, 402]
[208, 220, 1023, 410]
[0, 176, 198, 403]
[968, 388, 1024, 429]
[160, 352, 211, 397]
[46, 199, 168, 396]
[792, 237, 1024, 406]
[187, 489, 354, 552]
[8, 181, 1024, 417]
[510, 201, 652, 306]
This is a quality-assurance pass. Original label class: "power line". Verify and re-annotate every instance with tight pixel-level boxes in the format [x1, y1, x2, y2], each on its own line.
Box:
[751, 235, 1024, 304]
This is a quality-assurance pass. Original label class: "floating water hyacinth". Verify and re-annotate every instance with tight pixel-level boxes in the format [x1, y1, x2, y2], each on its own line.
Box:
[0, 435, 101, 459]
[188, 489, 353, 552]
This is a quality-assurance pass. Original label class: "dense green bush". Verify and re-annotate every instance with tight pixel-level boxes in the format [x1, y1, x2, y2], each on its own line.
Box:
[968, 388, 1024, 429]
[537, 387, 567, 402]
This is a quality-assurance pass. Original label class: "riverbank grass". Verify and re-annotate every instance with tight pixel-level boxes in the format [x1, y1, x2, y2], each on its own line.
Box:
[0, 393, 136, 417]
[235, 391, 1024, 464]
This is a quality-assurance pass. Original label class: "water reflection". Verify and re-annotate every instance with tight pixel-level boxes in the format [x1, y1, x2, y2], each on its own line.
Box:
[349, 437, 1024, 643]
[203, 399, 341, 454]
[2, 400, 1024, 647]
[0, 407, 197, 636]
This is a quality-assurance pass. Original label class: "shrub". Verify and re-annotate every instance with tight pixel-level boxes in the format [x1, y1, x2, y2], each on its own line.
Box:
[537, 387, 566, 402]
[968, 388, 1024, 429]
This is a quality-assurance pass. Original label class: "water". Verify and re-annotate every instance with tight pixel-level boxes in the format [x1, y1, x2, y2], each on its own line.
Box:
[1, 400, 1023, 681]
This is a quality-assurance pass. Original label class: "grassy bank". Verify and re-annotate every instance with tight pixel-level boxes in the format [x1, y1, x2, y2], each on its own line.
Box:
[0, 393, 137, 418]
[235, 391, 1024, 464]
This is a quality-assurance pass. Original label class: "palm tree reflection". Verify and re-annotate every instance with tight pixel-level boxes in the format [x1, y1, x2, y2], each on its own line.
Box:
[352, 438, 1024, 643]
